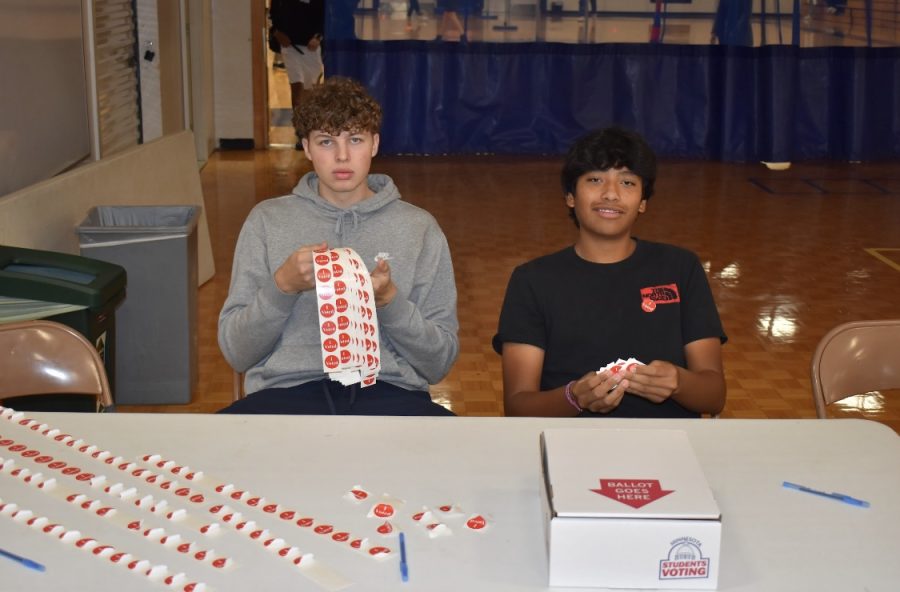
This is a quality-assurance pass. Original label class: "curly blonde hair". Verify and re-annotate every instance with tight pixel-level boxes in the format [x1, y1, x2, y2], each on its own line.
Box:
[293, 77, 383, 138]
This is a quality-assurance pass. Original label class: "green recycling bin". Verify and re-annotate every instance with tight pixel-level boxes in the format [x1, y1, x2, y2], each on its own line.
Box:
[0, 245, 126, 409]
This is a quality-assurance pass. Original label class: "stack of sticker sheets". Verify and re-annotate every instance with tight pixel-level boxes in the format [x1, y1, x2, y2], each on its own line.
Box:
[597, 357, 645, 375]
[313, 247, 380, 387]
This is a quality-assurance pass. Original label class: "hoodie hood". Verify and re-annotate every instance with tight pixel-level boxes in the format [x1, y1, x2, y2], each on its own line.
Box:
[291, 172, 401, 239]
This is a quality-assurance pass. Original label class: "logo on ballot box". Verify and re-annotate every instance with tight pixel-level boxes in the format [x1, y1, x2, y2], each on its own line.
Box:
[590, 479, 673, 509]
[659, 537, 710, 581]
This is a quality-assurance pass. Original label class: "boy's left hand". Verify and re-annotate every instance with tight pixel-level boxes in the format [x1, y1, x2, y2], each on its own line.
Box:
[371, 258, 398, 308]
[622, 361, 680, 403]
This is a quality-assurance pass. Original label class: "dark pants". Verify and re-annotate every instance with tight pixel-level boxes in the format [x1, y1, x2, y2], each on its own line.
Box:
[217, 379, 455, 416]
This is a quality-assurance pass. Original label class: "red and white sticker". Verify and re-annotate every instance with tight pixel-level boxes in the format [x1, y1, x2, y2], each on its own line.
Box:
[465, 514, 491, 532]
[435, 503, 464, 518]
[343, 485, 370, 503]
[425, 522, 452, 538]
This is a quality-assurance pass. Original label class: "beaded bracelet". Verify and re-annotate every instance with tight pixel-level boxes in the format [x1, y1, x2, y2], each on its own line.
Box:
[564, 380, 583, 412]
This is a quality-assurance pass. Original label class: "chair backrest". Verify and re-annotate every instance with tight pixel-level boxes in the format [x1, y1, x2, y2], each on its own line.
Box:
[233, 370, 246, 402]
[0, 320, 113, 410]
[810, 319, 900, 418]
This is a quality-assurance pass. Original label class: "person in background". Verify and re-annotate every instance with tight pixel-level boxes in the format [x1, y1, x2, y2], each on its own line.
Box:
[436, 0, 465, 41]
[270, 0, 326, 149]
[493, 127, 727, 418]
[710, 0, 753, 46]
[219, 77, 459, 416]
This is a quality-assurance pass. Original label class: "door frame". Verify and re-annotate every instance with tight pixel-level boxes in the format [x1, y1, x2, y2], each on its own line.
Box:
[251, 0, 268, 149]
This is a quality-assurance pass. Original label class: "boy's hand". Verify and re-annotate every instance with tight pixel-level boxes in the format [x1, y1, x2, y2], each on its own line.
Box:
[572, 370, 627, 414]
[274, 242, 327, 294]
[623, 361, 679, 403]
[370, 258, 397, 308]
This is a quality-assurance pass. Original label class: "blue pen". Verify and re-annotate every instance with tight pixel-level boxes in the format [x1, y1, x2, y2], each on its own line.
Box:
[399, 531, 409, 582]
[782, 481, 870, 508]
[0, 547, 46, 572]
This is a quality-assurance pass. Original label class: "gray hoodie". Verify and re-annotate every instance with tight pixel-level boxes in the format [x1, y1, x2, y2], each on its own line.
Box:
[219, 172, 459, 395]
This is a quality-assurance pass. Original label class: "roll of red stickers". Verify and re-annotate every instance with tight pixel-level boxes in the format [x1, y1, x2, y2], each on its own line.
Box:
[314, 247, 382, 386]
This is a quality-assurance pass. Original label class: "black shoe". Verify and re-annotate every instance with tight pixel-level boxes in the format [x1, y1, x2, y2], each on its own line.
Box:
[273, 61, 285, 69]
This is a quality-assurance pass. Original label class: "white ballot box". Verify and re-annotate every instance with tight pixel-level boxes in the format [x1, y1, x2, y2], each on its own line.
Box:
[540, 429, 722, 589]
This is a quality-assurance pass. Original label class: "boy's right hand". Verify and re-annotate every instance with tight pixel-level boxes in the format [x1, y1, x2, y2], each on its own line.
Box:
[274, 242, 328, 294]
[571, 369, 627, 414]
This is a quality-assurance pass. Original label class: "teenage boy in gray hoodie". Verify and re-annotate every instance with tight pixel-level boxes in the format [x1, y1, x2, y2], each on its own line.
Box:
[218, 77, 459, 415]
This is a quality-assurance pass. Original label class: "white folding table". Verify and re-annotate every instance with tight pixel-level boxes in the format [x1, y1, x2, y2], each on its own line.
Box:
[1, 412, 897, 591]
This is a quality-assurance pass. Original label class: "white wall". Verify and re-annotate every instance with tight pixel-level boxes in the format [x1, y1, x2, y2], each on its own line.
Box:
[212, 0, 254, 141]
[189, 0, 217, 161]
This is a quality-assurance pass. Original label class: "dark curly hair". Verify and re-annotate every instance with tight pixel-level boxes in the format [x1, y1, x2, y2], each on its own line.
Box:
[293, 77, 383, 138]
[560, 127, 657, 226]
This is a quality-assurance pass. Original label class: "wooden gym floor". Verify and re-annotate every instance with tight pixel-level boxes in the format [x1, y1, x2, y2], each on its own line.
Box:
[117, 150, 900, 434]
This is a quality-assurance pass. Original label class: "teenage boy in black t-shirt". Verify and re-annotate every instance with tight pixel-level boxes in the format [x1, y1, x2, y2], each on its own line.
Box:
[493, 127, 727, 418]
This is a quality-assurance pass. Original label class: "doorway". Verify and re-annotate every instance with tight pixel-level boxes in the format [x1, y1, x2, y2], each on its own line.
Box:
[266, 1, 297, 149]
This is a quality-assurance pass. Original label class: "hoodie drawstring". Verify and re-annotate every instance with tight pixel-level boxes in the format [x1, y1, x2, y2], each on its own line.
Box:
[333, 210, 360, 237]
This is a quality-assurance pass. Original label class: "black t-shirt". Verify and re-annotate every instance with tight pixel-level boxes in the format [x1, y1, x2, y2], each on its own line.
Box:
[271, 0, 325, 46]
[493, 240, 727, 418]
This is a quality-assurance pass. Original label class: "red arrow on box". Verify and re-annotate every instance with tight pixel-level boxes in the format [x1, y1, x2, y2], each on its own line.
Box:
[590, 479, 674, 509]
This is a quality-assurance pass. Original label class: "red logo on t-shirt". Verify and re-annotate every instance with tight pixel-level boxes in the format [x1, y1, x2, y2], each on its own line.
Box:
[640, 284, 680, 305]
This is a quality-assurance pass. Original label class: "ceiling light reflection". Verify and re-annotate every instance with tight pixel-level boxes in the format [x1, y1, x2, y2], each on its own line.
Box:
[713, 263, 741, 288]
[41, 368, 70, 382]
[756, 306, 798, 341]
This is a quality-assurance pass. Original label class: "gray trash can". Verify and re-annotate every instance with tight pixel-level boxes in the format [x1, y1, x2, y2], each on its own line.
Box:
[77, 206, 200, 405]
